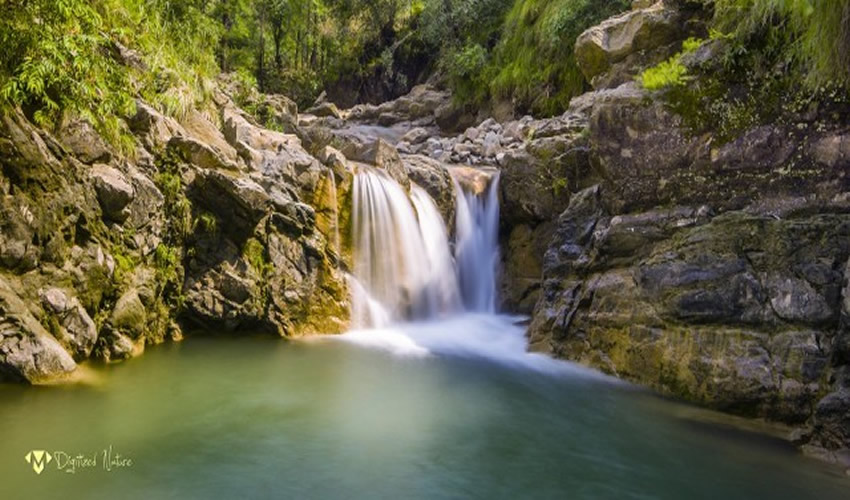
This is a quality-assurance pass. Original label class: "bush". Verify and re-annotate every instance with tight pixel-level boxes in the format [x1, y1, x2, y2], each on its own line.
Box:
[0, 0, 220, 149]
[485, 0, 630, 116]
[713, 0, 850, 88]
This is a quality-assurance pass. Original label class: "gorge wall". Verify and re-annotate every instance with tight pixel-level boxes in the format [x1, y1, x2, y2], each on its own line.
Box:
[494, 0, 850, 464]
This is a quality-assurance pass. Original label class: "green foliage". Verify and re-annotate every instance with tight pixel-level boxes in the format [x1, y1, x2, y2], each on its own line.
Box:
[0, 0, 134, 146]
[195, 212, 219, 235]
[712, 0, 850, 89]
[0, 0, 219, 149]
[242, 237, 272, 276]
[639, 37, 702, 90]
[640, 58, 689, 90]
[154, 151, 193, 242]
[113, 252, 137, 284]
[484, 0, 630, 115]
[443, 43, 492, 104]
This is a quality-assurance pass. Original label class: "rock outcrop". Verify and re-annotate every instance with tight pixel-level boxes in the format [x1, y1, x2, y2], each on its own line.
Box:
[494, 0, 850, 465]
[0, 76, 362, 382]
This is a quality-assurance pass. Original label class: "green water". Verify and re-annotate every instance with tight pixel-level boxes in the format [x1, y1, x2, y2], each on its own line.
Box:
[0, 317, 847, 499]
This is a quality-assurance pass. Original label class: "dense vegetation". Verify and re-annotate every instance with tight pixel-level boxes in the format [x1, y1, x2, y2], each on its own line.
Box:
[0, 0, 848, 141]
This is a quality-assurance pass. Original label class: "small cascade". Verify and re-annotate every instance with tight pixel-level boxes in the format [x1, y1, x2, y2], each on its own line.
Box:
[350, 164, 500, 328]
[453, 173, 500, 313]
[351, 167, 461, 328]
[409, 184, 462, 314]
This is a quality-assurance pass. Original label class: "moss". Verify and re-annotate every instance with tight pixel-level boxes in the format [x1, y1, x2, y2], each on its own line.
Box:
[194, 211, 218, 235]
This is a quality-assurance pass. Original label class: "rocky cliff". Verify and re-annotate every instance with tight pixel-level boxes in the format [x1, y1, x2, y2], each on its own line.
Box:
[0, 80, 356, 381]
[494, 0, 850, 465]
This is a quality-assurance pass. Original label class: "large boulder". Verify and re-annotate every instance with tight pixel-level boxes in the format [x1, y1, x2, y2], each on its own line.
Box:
[586, 84, 850, 214]
[169, 135, 241, 172]
[528, 185, 850, 427]
[56, 118, 112, 164]
[110, 288, 147, 340]
[127, 101, 184, 151]
[575, 2, 684, 89]
[347, 139, 409, 189]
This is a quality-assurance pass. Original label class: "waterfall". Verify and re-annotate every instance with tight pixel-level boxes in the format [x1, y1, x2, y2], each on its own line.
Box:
[454, 173, 500, 313]
[351, 167, 462, 328]
[350, 165, 499, 328]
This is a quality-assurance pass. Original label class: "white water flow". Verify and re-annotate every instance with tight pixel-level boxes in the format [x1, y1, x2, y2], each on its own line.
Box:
[454, 173, 500, 312]
[351, 167, 461, 328]
[344, 166, 577, 374]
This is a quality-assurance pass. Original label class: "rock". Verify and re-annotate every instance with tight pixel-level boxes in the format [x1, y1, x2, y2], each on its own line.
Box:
[192, 170, 271, 234]
[482, 132, 502, 158]
[56, 118, 112, 164]
[811, 133, 850, 168]
[766, 275, 834, 325]
[111, 40, 146, 70]
[0, 278, 76, 383]
[39, 288, 97, 360]
[501, 223, 550, 314]
[402, 155, 455, 223]
[435, 101, 474, 134]
[110, 289, 147, 339]
[169, 135, 241, 171]
[347, 139, 409, 188]
[316, 145, 351, 180]
[306, 101, 342, 119]
[525, 182, 850, 426]
[401, 127, 431, 145]
[182, 110, 241, 164]
[128, 101, 184, 150]
[125, 168, 165, 255]
[92, 164, 135, 222]
[575, 2, 683, 88]
[218, 73, 299, 133]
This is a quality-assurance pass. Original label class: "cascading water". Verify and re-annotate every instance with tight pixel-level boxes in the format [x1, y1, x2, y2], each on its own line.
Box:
[350, 162, 502, 329]
[350, 167, 461, 328]
[454, 173, 500, 313]
[344, 164, 577, 372]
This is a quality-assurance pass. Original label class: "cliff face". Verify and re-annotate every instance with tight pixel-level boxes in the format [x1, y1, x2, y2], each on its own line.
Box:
[0, 82, 353, 382]
[496, 0, 850, 463]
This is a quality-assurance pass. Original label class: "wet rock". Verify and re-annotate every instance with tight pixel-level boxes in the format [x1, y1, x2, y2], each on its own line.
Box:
[348, 139, 408, 188]
[402, 155, 455, 223]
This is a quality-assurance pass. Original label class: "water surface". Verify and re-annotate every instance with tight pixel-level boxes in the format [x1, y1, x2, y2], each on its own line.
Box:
[0, 315, 846, 499]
